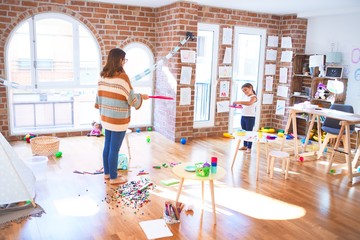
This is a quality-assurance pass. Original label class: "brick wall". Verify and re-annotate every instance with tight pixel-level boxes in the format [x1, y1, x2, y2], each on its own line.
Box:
[153, 2, 198, 142]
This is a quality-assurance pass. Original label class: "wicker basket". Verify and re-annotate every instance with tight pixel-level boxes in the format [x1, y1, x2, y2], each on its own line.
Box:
[30, 136, 60, 156]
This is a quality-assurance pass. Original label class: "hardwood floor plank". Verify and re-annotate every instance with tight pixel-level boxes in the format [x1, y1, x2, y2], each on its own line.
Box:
[2, 132, 360, 240]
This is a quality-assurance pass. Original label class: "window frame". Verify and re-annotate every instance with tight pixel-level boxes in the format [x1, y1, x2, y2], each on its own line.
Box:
[193, 23, 219, 128]
[5, 13, 101, 135]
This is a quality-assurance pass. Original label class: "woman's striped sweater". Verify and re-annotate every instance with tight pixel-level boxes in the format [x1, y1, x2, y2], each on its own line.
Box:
[95, 72, 143, 132]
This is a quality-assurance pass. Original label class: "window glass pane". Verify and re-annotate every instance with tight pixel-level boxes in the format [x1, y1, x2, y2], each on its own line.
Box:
[35, 18, 74, 82]
[124, 47, 152, 84]
[79, 25, 100, 85]
[194, 30, 214, 121]
[124, 43, 153, 127]
[8, 21, 32, 85]
[232, 33, 261, 130]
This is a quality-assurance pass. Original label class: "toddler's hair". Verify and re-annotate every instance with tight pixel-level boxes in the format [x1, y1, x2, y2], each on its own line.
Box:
[241, 83, 256, 95]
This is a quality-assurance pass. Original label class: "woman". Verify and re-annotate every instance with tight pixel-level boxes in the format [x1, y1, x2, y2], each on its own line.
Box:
[95, 48, 149, 185]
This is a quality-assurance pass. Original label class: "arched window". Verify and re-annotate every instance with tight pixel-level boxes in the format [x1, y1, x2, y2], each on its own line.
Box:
[6, 13, 101, 134]
[123, 42, 154, 127]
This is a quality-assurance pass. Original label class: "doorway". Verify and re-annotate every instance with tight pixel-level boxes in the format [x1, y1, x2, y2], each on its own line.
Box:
[229, 26, 266, 133]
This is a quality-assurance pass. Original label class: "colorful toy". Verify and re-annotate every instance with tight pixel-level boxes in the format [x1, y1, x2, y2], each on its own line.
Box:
[223, 133, 235, 139]
[180, 138, 187, 144]
[277, 132, 284, 137]
[87, 121, 102, 137]
[146, 136, 150, 143]
[147, 127, 152, 131]
[314, 83, 330, 100]
[266, 135, 277, 140]
[55, 151, 62, 158]
[136, 128, 141, 133]
[286, 134, 294, 140]
[24, 133, 36, 143]
[117, 153, 128, 170]
[299, 156, 304, 162]
[260, 127, 275, 133]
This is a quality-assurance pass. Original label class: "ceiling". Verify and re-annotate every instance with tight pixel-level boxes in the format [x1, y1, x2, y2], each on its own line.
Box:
[89, 0, 360, 18]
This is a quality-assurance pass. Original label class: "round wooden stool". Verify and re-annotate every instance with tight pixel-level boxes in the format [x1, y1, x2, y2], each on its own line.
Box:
[267, 150, 290, 179]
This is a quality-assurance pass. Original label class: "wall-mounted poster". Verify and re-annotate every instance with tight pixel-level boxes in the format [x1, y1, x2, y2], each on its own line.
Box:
[219, 66, 232, 78]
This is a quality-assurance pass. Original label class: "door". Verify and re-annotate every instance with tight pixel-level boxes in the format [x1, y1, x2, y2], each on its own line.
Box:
[229, 26, 266, 133]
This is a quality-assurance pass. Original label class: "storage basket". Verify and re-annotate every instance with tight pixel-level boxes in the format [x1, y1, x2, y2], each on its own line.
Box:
[30, 136, 60, 156]
[195, 163, 210, 177]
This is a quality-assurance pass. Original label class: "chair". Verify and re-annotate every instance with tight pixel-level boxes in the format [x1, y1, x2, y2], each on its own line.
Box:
[266, 150, 290, 179]
[317, 104, 355, 158]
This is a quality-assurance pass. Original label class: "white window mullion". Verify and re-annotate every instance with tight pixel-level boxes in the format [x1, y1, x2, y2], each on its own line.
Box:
[73, 23, 80, 85]
[30, 16, 37, 89]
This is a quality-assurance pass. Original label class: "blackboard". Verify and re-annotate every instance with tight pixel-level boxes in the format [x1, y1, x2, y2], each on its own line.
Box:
[325, 66, 343, 78]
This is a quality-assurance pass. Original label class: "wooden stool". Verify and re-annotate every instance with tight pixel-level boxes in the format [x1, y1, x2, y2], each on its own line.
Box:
[267, 150, 290, 179]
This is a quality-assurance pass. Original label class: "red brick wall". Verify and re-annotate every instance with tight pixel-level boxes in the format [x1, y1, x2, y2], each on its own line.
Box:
[154, 2, 197, 142]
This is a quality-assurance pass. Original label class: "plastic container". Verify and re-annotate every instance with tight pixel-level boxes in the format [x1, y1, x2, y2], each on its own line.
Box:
[195, 163, 210, 177]
[24, 156, 48, 181]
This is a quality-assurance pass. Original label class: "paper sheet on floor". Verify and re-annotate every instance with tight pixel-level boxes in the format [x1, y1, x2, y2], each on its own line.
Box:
[139, 219, 173, 239]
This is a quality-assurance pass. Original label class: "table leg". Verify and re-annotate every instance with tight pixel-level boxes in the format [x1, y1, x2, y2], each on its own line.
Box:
[327, 124, 345, 173]
[303, 114, 315, 153]
[231, 139, 242, 169]
[201, 180, 204, 208]
[209, 180, 216, 224]
[344, 124, 353, 182]
[291, 111, 299, 159]
[281, 111, 293, 151]
[256, 142, 260, 181]
[175, 178, 185, 203]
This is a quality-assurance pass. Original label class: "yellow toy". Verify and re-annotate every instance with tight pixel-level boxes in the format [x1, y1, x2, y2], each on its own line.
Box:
[260, 127, 275, 133]
[277, 132, 284, 137]
[223, 133, 235, 139]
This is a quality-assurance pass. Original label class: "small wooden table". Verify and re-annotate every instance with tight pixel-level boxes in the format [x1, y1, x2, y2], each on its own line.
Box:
[172, 163, 226, 224]
[231, 131, 269, 180]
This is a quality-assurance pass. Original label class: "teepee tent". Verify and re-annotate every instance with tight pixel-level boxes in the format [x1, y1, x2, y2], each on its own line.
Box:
[0, 132, 36, 207]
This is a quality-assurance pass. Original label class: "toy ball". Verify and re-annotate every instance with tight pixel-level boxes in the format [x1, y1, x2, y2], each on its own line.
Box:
[180, 138, 187, 144]
[329, 169, 336, 174]
[147, 127, 152, 131]
[55, 151, 63, 158]
[146, 136, 150, 143]
[299, 156, 304, 162]
[136, 128, 141, 133]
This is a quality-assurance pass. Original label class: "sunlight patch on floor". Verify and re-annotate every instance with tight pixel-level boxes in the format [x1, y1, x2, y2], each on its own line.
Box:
[152, 183, 306, 220]
[54, 196, 100, 216]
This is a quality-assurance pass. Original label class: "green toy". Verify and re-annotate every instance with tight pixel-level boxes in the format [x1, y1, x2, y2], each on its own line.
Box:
[55, 151, 63, 158]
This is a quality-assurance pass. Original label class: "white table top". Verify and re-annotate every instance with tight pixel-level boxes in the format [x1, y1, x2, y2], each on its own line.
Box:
[172, 162, 226, 181]
[288, 106, 360, 124]
[232, 131, 269, 143]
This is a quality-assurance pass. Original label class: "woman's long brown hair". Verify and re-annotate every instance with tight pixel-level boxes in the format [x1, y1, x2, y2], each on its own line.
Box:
[100, 48, 126, 78]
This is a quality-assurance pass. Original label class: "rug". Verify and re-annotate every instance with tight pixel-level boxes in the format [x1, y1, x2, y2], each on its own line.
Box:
[0, 202, 45, 229]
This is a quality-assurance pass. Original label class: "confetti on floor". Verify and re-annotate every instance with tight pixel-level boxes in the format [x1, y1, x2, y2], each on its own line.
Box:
[104, 177, 155, 212]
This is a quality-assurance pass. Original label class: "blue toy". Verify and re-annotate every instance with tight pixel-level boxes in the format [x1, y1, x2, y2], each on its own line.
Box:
[180, 138, 187, 144]
[136, 128, 141, 133]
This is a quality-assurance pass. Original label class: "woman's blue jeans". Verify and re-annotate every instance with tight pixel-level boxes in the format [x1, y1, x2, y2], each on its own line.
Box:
[103, 129, 126, 179]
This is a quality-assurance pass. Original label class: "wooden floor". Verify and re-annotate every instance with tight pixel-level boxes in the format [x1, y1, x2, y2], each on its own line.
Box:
[3, 131, 360, 240]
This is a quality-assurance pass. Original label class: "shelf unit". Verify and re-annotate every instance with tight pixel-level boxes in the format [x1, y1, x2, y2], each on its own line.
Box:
[290, 53, 348, 135]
